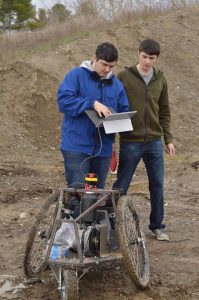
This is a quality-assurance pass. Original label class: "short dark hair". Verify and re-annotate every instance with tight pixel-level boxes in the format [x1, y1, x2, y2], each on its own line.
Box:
[139, 39, 161, 57]
[95, 42, 118, 62]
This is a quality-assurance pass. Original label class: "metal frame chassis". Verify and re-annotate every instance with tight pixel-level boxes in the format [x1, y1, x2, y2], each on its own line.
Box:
[45, 188, 122, 285]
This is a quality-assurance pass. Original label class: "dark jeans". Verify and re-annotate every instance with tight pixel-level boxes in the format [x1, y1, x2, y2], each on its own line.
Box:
[113, 139, 165, 230]
[61, 150, 111, 218]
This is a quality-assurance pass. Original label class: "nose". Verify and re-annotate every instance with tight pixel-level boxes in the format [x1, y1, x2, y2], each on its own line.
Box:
[105, 65, 111, 72]
[146, 58, 150, 64]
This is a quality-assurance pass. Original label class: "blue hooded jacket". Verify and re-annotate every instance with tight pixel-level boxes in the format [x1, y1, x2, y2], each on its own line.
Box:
[57, 61, 129, 157]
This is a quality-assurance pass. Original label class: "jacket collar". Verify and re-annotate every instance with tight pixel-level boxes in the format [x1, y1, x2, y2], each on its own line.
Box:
[125, 65, 162, 79]
[80, 60, 113, 82]
[90, 71, 113, 85]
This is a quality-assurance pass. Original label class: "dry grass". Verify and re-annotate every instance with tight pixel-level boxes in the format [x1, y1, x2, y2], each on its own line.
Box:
[0, 15, 111, 64]
[113, 2, 199, 25]
[0, 3, 198, 64]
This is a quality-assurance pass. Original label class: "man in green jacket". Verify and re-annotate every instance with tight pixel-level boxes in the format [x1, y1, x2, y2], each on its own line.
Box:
[113, 39, 175, 241]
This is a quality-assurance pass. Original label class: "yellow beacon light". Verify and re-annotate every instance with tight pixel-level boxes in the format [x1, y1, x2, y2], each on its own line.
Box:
[84, 173, 98, 190]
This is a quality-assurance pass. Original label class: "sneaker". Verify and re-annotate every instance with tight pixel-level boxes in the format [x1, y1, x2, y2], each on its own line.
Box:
[152, 229, 169, 241]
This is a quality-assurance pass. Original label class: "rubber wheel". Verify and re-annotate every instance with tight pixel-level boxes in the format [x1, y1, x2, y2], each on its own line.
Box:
[24, 190, 60, 278]
[116, 195, 150, 289]
[61, 270, 78, 300]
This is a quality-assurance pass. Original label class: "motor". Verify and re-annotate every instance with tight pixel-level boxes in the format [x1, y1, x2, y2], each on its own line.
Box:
[71, 224, 100, 257]
[80, 225, 100, 257]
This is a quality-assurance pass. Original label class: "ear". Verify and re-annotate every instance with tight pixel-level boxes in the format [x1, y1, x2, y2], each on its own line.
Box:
[92, 55, 97, 62]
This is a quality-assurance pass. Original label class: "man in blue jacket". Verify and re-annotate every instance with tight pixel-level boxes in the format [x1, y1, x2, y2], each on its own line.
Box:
[57, 42, 129, 216]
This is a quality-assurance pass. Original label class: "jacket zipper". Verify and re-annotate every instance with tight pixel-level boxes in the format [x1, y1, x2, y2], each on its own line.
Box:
[136, 74, 148, 141]
[99, 82, 103, 103]
[137, 74, 157, 142]
[93, 82, 103, 156]
[144, 84, 147, 141]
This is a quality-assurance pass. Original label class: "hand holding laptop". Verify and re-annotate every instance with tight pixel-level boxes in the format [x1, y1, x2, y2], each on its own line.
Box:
[93, 101, 112, 118]
[85, 108, 137, 134]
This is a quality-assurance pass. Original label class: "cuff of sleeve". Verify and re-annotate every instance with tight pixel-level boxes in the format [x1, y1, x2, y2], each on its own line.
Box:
[165, 137, 173, 145]
[90, 98, 96, 109]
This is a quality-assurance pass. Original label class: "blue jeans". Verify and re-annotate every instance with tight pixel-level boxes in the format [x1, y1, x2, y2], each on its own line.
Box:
[113, 139, 165, 230]
[61, 150, 111, 218]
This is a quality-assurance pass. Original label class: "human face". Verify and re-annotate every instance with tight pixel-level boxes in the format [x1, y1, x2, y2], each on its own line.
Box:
[92, 55, 116, 77]
[137, 51, 157, 74]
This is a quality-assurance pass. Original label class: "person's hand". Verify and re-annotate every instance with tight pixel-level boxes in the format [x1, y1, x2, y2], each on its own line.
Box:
[165, 143, 175, 156]
[94, 101, 112, 117]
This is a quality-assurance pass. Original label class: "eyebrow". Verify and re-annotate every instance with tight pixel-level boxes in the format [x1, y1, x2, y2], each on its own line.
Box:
[101, 62, 116, 67]
[142, 54, 156, 58]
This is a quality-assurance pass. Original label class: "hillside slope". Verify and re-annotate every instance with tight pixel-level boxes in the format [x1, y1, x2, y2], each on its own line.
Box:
[1, 6, 199, 164]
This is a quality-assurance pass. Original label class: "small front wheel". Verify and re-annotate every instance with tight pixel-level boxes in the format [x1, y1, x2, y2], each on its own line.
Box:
[116, 195, 150, 289]
[61, 270, 78, 300]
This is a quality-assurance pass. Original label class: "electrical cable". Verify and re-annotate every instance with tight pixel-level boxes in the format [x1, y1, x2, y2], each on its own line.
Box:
[80, 125, 103, 173]
[67, 126, 103, 188]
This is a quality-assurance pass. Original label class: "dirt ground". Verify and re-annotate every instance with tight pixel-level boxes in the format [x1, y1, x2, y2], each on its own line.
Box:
[0, 6, 199, 300]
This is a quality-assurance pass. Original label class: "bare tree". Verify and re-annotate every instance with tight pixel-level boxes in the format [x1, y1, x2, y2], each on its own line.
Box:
[67, 0, 199, 18]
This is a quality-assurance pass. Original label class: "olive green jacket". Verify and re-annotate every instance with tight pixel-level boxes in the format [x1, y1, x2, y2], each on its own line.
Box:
[118, 65, 173, 145]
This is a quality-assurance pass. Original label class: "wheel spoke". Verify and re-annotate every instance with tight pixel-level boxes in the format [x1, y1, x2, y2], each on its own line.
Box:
[24, 193, 59, 277]
[116, 195, 150, 289]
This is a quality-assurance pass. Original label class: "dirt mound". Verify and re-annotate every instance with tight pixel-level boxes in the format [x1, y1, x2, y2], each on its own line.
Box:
[0, 61, 61, 164]
[1, 6, 199, 165]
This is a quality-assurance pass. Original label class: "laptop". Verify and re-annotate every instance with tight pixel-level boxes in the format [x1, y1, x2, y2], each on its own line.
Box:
[85, 109, 137, 134]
